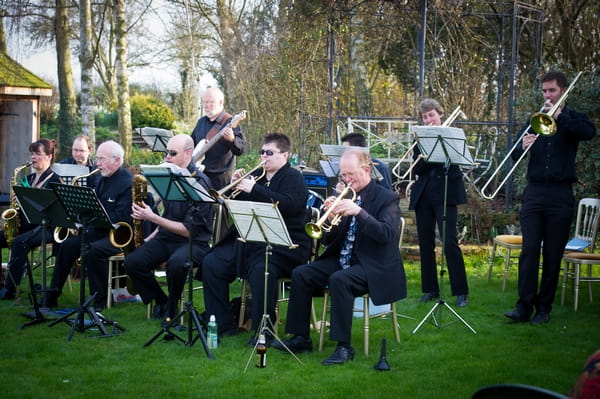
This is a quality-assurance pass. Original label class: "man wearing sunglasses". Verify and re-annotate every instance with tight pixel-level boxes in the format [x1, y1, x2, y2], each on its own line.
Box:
[202, 133, 312, 343]
[191, 87, 245, 191]
[124, 134, 213, 322]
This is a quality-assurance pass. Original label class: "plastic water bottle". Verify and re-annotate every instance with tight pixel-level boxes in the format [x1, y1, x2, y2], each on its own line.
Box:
[207, 315, 218, 349]
[256, 333, 267, 368]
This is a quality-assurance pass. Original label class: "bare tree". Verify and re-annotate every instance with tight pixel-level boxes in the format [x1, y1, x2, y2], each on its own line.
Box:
[79, 0, 95, 141]
[112, 0, 132, 162]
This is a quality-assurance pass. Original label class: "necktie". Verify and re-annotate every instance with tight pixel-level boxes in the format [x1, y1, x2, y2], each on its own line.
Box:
[339, 196, 361, 269]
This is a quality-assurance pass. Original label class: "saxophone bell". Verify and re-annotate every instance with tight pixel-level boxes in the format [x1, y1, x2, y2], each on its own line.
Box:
[109, 221, 134, 249]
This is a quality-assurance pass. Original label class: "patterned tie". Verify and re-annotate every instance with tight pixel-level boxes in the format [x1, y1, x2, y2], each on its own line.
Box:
[339, 196, 361, 269]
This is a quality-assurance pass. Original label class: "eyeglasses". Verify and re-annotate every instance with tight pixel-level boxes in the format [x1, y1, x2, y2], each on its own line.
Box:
[164, 150, 178, 157]
[259, 149, 282, 156]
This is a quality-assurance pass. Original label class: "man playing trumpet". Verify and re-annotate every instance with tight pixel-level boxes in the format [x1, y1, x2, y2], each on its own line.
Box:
[201, 133, 311, 342]
[273, 149, 406, 365]
[124, 134, 213, 322]
[44, 141, 133, 310]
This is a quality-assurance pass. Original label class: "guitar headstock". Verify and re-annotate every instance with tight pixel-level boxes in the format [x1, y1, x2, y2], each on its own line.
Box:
[230, 110, 248, 128]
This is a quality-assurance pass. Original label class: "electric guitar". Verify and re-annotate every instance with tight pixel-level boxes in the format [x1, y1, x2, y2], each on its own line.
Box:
[192, 110, 247, 171]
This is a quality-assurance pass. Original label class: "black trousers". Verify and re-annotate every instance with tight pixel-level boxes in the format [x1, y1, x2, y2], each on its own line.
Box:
[516, 183, 574, 315]
[124, 238, 208, 317]
[202, 242, 291, 334]
[2, 226, 52, 292]
[414, 199, 468, 296]
[48, 231, 120, 307]
[285, 258, 368, 345]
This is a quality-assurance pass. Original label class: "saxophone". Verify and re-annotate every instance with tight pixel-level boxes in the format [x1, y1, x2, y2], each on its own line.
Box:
[53, 168, 101, 243]
[132, 174, 148, 248]
[2, 162, 32, 246]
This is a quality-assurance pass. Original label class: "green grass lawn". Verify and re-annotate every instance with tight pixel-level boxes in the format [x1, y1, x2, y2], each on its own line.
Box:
[1, 251, 598, 399]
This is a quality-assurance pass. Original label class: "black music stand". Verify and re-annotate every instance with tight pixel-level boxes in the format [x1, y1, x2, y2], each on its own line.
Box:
[410, 126, 477, 335]
[47, 183, 126, 340]
[13, 186, 75, 328]
[139, 127, 173, 152]
[142, 170, 215, 359]
[222, 199, 302, 371]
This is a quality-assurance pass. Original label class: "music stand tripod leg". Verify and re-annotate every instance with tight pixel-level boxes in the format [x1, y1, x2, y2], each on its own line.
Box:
[244, 243, 302, 372]
[143, 208, 213, 359]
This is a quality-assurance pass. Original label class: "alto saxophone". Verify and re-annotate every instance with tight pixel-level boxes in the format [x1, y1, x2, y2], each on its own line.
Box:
[2, 162, 32, 246]
[132, 174, 148, 248]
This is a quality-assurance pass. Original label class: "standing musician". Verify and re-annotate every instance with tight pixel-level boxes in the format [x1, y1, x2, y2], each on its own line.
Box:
[504, 71, 596, 326]
[191, 87, 245, 190]
[0, 139, 62, 300]
[44, 140, 133, 310]
[201, 133, 311, 342]
[408, 99, 469, 308]
[124, 134, 213, 322]
[273, 149, 406, 365]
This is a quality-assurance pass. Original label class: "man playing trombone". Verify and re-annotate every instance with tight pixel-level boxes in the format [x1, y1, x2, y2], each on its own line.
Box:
[201, 133, 311, 342]
[124, 134, 213, 322]
[273, 149, 406, 365]
[505, 70, 596, 326]
[44, 141, 133, 310]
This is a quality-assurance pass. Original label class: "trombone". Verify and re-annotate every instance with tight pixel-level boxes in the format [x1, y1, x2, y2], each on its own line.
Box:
[478, 71, 583, 200]
[305, 183, 356, 239]
[392, 106, 467, 181]
[209, 161, 266, 200]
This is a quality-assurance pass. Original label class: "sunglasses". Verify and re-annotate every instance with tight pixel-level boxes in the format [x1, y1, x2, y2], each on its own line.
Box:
[259, 149, 282, 156]
[164, 150, 178, 157]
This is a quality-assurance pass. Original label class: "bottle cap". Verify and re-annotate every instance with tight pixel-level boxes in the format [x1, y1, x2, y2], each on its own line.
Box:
[209, 315, 216, 322]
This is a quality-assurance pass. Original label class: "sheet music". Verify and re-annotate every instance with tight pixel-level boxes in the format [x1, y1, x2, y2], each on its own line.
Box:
[139, 127, 173, 152]
[225, 200, 294, 248]
[141, 164, 214, 203]
[51, 164, 90, 185]
[412, 126, 475, 166]
[319, 144, 369, 160]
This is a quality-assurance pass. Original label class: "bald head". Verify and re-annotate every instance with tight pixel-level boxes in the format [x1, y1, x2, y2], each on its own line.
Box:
[165, 134, 194, 168]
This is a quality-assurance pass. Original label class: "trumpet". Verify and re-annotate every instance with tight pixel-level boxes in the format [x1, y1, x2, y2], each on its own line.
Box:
[209, 161, 266, 199]
[478, 71, 583, 200]
[305, 183, 356, 239]
[53, 168, 101, 243]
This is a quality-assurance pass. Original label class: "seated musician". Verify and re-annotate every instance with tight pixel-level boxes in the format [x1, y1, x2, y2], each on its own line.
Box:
[44, 140, 132, 310]
[340, 133, 393, 190]
[273, 148, 407, 365]
[124, 134, 213, 322]
[0, 139, 62, 300]
[201, 133, 311, 343]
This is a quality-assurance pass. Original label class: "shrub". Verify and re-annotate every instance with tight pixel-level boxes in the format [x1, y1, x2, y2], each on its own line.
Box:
[130, 94, 175, 130]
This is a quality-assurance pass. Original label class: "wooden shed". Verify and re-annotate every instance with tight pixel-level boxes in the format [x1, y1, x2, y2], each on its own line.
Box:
[0, 51, 53, 197]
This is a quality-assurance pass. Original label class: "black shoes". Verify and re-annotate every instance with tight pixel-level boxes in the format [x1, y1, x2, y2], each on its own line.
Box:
[504, 309, 530, 323]
[530, 312, 550, 326]
[272, 335, 313, 354]
[420, 292, 439, 302]
[322, 344, 355, 365]
[0, 287, 15, 300]
[152, 302, 169, 320]
[456, 295, 468, 307]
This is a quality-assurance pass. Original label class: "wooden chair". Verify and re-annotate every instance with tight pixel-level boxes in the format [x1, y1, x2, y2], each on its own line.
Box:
[560, 198, 600, 311]
[317, 217, 405, 355]
[487, 234, 522, 291]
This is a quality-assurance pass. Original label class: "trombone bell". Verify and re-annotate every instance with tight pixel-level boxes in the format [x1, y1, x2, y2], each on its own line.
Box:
[530, 112, 557, 136]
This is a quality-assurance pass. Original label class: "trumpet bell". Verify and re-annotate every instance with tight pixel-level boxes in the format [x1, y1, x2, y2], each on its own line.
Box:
[530, 112, 557, 136]
[305, 223, 323, 239]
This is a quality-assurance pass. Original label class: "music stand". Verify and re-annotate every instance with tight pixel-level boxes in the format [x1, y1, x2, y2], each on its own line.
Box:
[222, 199, 302, 371]
[139, 127, 173, 152]
[142, 170, 215, 359]
[47, 183, 126, 340]
[319, 144, 383, 182]
[51, 164, 89, 185]
[410, 126, 477, 335]
[13, 186, 75, 328]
